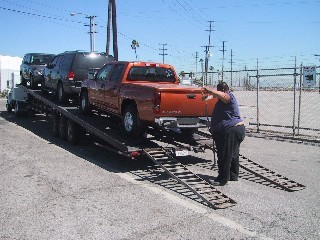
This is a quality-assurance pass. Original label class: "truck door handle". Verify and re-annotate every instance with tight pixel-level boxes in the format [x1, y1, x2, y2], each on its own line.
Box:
[187, 94, 196, 99]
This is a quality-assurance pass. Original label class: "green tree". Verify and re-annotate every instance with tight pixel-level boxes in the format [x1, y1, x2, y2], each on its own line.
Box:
[131, 40, 140, 60]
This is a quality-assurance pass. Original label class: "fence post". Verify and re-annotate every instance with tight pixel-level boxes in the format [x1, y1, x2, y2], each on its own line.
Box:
[256, 59, 260, 133]
[297, 64, 303, 135]
[292, 57, 297, 137]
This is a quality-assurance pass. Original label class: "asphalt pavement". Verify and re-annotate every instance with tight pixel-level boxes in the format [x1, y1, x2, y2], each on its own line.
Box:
[0, 98, 319, 240]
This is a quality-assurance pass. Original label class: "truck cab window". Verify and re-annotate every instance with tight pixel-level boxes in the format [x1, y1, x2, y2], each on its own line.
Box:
[97, 64, 113, 81]
[110, 64, 125, 82]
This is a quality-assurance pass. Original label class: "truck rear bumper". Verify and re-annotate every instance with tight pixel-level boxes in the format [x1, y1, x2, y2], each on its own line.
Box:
[155, 117, 210, 129]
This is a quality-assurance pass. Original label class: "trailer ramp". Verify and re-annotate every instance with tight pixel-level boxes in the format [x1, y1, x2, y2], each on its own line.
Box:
[144, 148, 236, 209]
[239, 154, 305, 192]
[196, 130, 306, 192]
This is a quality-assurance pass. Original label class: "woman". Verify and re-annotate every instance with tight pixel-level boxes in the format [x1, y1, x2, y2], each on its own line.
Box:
[202, 82, 245, 186]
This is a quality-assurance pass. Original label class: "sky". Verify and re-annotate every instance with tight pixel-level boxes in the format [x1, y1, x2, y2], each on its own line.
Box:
[0, 0, 319, 74]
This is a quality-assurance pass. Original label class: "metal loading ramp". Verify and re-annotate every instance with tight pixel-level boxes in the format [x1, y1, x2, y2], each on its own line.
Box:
[143, 148, 237, 209]
[196, 130, 306, 192]
[239, 154, 306, 192]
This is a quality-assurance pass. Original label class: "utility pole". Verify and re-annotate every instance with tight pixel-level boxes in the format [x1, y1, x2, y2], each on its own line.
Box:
[106, 0, 112, 55]
[194, 52, 199, 79]
[204, 21, 214, 86]
[229, 49, 234, 86]
[85, 16, 97, 52]
[220, 41, 227, 81]
[70, 12, 97, 52]
[159, 43, 168, 63]
[111, 0, 118, 60]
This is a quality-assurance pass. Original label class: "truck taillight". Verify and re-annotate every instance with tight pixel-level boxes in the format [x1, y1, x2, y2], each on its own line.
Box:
[67, 71, 75, 80]
[153, 92, 161, 114]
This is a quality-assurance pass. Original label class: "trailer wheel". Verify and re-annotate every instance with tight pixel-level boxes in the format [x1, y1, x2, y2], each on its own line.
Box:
[66, 119, 81, 145]
[80, 90, 92, 115]
[122, 105, 145, 138]
[59, 116, 67, 140]
[52, 114, 60, 138]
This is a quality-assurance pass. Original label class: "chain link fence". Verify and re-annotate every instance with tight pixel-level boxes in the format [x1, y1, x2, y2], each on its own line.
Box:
[202, 65, 320, 140]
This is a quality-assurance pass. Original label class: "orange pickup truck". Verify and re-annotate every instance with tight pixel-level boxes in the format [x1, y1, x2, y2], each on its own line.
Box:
[80, 61, 217, 137]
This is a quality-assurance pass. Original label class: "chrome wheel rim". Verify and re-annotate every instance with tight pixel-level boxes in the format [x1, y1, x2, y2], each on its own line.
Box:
[124, 112, 133, 132]
[81, 95, 86, 110]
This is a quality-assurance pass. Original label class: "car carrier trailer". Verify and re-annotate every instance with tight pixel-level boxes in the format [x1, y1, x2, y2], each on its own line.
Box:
[6, 85, 306, 209]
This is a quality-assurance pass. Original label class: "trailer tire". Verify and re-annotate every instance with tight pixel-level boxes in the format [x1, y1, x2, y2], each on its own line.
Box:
[52, 114, 60, 138]
[59, 116, 67, 140]
[80, 90, 92, 115]
[66, 119, 81, 145]
[122, 105, 145, 138]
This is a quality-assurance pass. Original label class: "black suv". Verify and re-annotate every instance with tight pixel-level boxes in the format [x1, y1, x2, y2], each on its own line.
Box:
[20, 53, 55, 88]
[42, 51, 113, 103]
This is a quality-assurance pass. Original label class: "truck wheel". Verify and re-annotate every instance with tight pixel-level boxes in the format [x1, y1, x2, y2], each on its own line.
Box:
[122, 105, 145, 138]
[30, 75, 36, 89]
[57, 83, 67, 103]
[80, 90, 92, 115]
[59, 116, 67, 140]
[66, 119, 81, 145]
[21, 76, 27, 86]
[52, 113, 60, 138]
[41, 78, 48, 95]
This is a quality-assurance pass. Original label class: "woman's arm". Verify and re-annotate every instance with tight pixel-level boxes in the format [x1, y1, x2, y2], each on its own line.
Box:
[202, 86, 230, 104]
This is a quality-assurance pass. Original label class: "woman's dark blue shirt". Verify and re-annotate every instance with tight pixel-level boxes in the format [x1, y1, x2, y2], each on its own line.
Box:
[210, 92, 242, 133]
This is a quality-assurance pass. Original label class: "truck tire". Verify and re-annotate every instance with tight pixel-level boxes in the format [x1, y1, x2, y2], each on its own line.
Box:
[80, 90, 92, 115]
[41, 78, 48, 95]
[122, 105, 145, 138]
[52, 113, 60, 138]
[30, 75, 36, 89]
[21, 76, 27, 86]
[66, 119, 81, 145]
[59, 116, 67, 140]
[57, 83, 67, 104]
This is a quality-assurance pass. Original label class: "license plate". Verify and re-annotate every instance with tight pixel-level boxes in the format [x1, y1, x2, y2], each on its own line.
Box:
[175, 150, 189, 157]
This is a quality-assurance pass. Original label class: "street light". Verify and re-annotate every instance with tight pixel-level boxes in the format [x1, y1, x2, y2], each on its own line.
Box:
[70, 12, 97, 52]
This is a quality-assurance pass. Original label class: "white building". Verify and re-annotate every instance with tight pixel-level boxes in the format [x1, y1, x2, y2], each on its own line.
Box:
[0, 55, 23, 92]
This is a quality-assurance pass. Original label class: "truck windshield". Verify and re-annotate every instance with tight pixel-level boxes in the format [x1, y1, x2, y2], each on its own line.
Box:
[127, 66, 176, 82]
